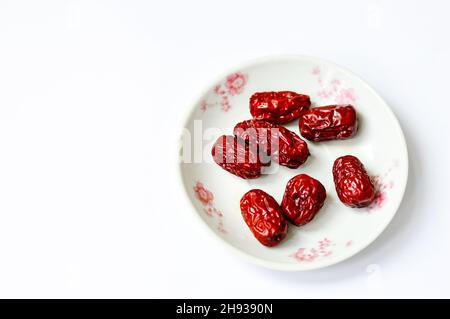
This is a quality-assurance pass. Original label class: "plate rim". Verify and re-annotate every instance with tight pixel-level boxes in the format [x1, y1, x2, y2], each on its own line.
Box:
[176, 54, 409, 271]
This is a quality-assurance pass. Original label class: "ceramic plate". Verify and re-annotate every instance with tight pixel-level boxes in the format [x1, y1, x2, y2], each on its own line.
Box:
[178, 55, 408, 271]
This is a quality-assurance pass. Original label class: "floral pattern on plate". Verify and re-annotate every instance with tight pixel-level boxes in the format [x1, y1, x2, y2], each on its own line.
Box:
[193, 181, 226, 234]
[312, 66, 356, 105]
[200, 72, 248, 112]
[290, 238, 356, 262]
[368, 160, 398, 212]
[290, 238, 334, 262]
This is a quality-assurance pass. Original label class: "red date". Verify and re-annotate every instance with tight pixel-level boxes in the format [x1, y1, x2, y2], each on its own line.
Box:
[333, 155, 375, 208]
[250, 91, 311, 124]
[281, 174, 326, 226]
[240, 189, 288, 247]
[299, 104, 357, 141]
[234, 119, 309, 168]
[211, 135, 262, 179]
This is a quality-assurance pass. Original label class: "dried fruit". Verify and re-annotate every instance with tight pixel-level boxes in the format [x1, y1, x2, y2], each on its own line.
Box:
[211, 135, 261, 179]
[250, 91, 311, 124]
[333, 155, 375, 208]
[240, 189, 288, 247]
[234, 119, 309, 168]
[299, 104, 357, 141]
[281, 174, 327, 226]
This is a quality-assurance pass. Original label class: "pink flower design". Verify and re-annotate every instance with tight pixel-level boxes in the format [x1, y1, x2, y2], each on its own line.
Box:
[200, 100, 208, 112]
[203, 207, 214, 217]
[214, 84, 226, 95]
[367, 177, 388, 212]
[335, 88, 356, 105]
[312, 67, 321, 75]
[220, 96, 231, 112]
[213, 208, 223, 217]
[217, 220, 227, 234]
[225, 72, 247, 96]
[290, 238, 334, 262]
[193, 181, 214, 206]
[290, 238, 360, 262]
[291, 248, 318, 262]
[200, 72, 248, 113]
[331, 78, 341, 86]
[312, 66, 356, 105]
[367, 161, 396, 212]
[193, 181, 226, 234]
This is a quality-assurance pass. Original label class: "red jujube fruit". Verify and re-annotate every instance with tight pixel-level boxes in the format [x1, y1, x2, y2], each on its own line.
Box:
[250, 91, 311, 124]
[333, 155, 375, 208]
[234, 119, 309, 168]
[211, 135, 262, 179]
[240, 189, 288, 247]
[281, 174, 327, 226]
[299, 104, 357, 141]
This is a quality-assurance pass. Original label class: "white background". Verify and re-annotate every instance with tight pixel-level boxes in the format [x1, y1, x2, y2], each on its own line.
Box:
[0, 0, 448, 298]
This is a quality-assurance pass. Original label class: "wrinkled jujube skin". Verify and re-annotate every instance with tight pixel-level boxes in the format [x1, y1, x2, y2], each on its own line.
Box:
[250, 91, 311, 124]
[299, 104, 358, 141]
[240, 189, 289, 247]
[211, 135, 262, 179]
[281, 174, 327, 226]
[234, 119, 310, 168]
[333, 155, 375, 208]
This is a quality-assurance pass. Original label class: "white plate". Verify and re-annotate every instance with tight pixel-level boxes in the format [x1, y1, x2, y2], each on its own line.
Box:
[178, 55, 408, 271]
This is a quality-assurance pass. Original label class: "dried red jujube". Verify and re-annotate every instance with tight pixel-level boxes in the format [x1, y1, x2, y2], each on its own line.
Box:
[299, 104, 357, 141]
[211, 135, 262, 179]
[234, 119, 309, 168]
[333, 155, 375, 208]
[281, 174, 327, 226]
[240, 189, 288, 247]
[250, 91, 311, 124]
